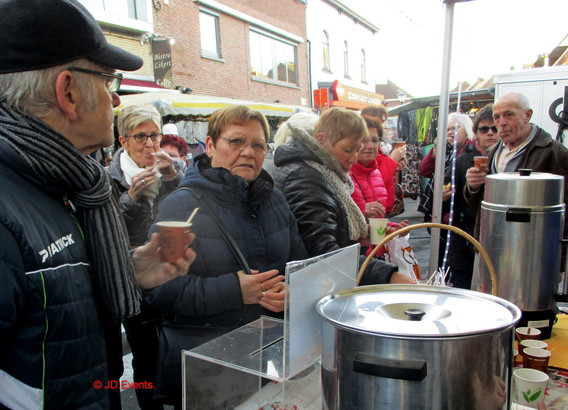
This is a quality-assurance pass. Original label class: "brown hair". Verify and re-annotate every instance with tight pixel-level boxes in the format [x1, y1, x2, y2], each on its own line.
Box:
[361, 105, 388, 122]
[361, 115, 384, 140]
[472, 104, 494, 133]
[207, 105, 270, 144]
[314, 107, 368, 145]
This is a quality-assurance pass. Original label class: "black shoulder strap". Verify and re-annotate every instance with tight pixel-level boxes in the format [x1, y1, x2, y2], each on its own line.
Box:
[179, 187, 252, 275]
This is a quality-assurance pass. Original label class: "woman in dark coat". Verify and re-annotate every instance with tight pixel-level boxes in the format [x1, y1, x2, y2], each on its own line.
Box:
[146, 105, 308, 406]
[270, 107, 414, 285]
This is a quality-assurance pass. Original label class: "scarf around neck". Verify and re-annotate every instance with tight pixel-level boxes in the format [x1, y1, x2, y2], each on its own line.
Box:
[120, 150, 161, 203]
[289, 125, 368, 241]
[0, 102, 141, 320]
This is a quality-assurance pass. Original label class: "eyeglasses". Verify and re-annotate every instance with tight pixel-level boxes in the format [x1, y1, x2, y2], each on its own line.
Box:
[128, 132, 163, 144]
[66, 67, 123, 92]
[478, 126, 498, 134]
[221, 137, 268, 154]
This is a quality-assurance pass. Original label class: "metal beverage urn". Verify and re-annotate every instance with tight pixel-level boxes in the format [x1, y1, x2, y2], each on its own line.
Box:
[473, 169, 565, 339]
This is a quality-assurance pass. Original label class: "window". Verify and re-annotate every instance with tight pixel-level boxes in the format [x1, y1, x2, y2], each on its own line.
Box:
[322, 31, 330, 72]
[343, 41, 350, 78]
[360, 49, 366, 83]
[199, 9, 221, 59]
[128, 0, 148, 21]
[250, 30, 297, 85]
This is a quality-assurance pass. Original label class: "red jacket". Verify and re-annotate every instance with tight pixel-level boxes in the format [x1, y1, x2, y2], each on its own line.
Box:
[350, 157, 395, 214]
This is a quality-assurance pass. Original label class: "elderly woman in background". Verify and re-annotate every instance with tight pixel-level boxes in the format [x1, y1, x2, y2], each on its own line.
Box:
[109, 104, 183, 246]
[417, 112, 474, 272]
[108, 104, 183, 410]
[443, 105, 498, 289]
[161, 133, 189, 170]
[271, 107, 414, 285]
[146, 105, 307, 406]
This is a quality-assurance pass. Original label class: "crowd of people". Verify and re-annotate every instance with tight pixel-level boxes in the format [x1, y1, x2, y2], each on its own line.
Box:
[2, 1, 568, 409]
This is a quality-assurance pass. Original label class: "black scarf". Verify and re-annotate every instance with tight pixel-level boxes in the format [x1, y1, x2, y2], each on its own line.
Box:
[0, 102, 141, 320]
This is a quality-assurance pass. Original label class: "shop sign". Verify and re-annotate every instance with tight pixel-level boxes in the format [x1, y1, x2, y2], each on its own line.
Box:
[152, 40, 174, 89]
[331, 80, 383, 106]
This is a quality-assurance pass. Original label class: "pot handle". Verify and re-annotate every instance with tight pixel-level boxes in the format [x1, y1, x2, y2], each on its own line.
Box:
[353, 352, 427, 381]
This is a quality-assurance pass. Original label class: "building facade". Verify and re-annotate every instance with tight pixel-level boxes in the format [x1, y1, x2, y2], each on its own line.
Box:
[307, 0, 384, 111]
[80, 0, 310, 107]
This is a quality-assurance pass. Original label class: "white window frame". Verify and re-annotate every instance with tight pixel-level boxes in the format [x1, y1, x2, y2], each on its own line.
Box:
[199, 8, 222, 60]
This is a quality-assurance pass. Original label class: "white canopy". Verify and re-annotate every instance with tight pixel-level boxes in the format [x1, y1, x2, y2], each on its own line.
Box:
[115, 91, 308, 119]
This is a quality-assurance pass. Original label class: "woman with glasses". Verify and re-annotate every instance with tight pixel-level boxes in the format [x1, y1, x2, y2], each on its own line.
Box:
[350, 115, 409, 258]
[108, 103, 183, 410]
[442, 104, 498, 289]
[109, 104, 183, 247]
[146, 104, 307, 406]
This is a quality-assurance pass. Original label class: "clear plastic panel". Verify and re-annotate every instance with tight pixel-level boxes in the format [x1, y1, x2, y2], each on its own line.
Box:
[283, 243, 359, 378]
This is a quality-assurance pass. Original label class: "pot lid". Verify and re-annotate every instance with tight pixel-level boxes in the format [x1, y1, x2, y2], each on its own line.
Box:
[484, 170, 564, 207]
[316, 285, 521, 338]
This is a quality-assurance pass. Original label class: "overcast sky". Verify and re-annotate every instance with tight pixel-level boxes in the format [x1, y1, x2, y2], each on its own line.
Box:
[342, 0, 568, 97]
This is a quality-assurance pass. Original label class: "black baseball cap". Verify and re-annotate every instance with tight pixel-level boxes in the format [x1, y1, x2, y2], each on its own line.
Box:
[0, 0, 143, 74]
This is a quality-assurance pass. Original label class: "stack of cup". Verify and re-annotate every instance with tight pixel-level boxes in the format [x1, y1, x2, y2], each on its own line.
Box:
[515, 327, 552, 375]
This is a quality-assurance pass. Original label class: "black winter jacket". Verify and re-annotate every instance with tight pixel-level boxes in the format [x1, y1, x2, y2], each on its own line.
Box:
[270, 135, 397, 285]
[0, 141, 113, 409]
[107, 148, 182, 247]
[147, 154, 307, 325]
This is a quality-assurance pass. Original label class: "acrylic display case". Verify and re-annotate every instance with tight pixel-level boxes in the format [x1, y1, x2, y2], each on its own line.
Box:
[182, 244, 359, 409]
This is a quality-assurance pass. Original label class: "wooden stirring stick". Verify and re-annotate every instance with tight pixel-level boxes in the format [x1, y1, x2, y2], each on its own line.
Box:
[186, 208, 199, 225]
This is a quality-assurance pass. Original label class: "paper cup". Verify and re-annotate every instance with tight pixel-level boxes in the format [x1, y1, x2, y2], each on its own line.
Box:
[512, 368, 548, 408]
[392, 141, 406, 150]
[369, 218, 388, 245]
[516, 327, 541, 341]
[474, 156, 489, 173]
[157, 221, 192, 263]
[523, 348, 551, 373]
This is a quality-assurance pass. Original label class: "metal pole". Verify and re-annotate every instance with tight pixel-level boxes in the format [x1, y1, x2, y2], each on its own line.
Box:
[427, 1, 455, 277]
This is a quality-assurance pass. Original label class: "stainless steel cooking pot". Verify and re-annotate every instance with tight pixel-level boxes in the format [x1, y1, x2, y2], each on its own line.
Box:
[317, 285, 521, 409]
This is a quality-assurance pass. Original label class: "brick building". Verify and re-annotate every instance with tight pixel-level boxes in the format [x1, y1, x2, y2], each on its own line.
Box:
[80, 0, 310, 107]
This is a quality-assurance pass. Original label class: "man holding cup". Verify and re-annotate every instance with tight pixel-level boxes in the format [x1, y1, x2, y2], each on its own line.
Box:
[0, 0, 195, 407]
[465, 92, 568, 239]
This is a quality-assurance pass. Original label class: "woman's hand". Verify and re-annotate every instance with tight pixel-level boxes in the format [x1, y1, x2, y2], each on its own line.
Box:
[132, 232, 196, 289]
[364, 201, 385, 219]
[390, 145, 406, 162]
[237, 269, 284, 310]
[389, 272, 417, 284]
[128, 168, 157, 201]
[153, 148, 177, 179]
[387, 220, 409, 237]
[260, 282, 286, 313]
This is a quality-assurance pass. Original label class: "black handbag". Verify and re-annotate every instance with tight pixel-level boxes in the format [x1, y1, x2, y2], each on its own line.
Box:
[154, 187, 252, 403]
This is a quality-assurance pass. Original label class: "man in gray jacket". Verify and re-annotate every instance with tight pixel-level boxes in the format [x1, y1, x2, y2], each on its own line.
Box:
[0, 1, 195, 408]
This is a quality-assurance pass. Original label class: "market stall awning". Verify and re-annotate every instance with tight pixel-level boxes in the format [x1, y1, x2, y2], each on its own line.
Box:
[115, 91, 308, 119]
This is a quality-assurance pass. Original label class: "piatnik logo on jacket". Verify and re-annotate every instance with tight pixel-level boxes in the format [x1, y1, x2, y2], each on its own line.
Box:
[38, 234, 75, 263]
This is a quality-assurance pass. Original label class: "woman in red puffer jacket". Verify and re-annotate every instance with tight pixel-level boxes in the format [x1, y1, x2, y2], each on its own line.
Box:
[350, 115, 408, 256]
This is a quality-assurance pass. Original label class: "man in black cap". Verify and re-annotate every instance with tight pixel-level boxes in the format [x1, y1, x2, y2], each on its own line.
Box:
[0, 0, 195, 408]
